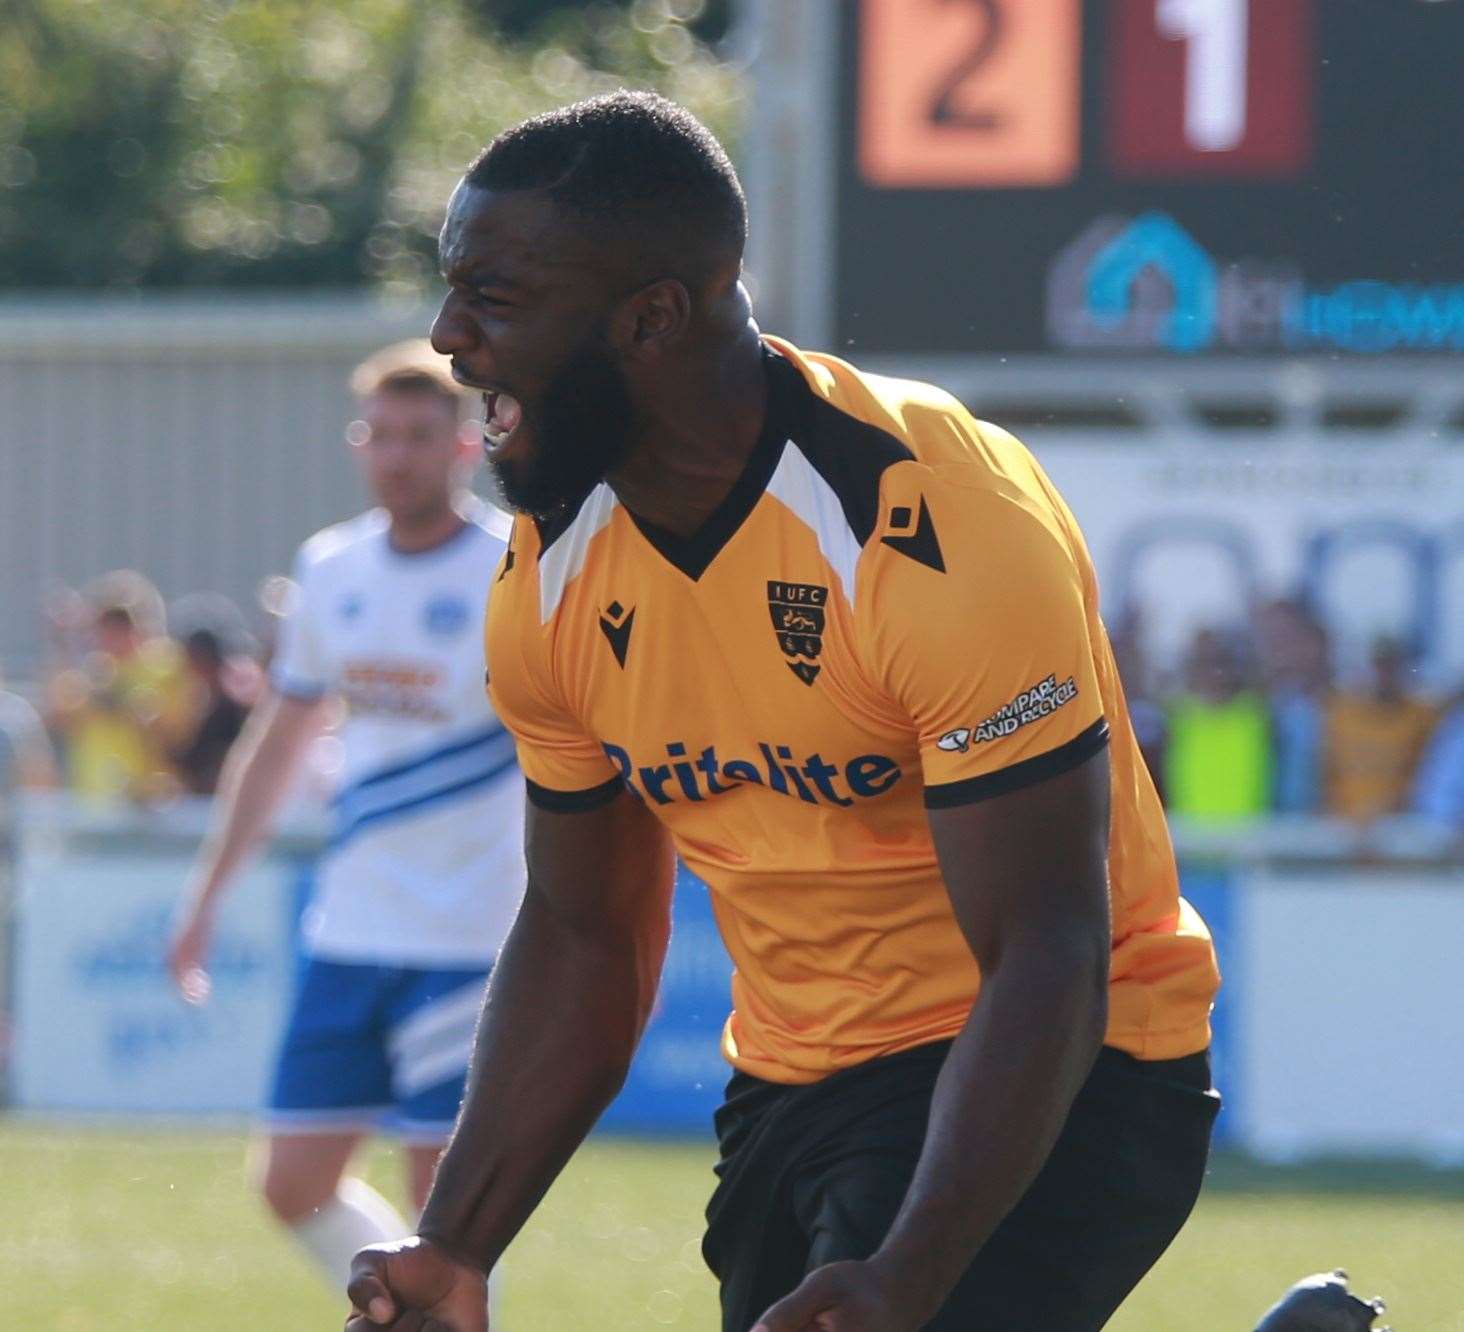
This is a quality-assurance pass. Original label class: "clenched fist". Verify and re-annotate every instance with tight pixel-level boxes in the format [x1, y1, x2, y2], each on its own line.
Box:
[345, 1236, 489, 1332]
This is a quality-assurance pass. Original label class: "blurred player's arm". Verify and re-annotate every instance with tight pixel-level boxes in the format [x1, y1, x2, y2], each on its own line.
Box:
[166, 689, 330, 996]
[345, 788, 675, 1329]
[3, 694, 61, 789]
[16, 736, 61, 789]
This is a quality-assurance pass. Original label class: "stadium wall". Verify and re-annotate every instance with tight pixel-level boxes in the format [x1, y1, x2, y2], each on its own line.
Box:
[4, 300, 1462, 685]
[0, 296, 440, 676]
[8, 796, 1462, 1162]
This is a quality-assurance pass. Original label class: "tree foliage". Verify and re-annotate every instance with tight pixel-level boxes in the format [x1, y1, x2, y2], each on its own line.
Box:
[0, 0, 742, 290]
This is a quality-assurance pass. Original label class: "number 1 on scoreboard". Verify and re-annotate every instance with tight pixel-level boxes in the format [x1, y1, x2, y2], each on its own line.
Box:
[859, 0, 1082, 189]
[1109, 0, 1312, 179]
[1157, 0, 1249, 152]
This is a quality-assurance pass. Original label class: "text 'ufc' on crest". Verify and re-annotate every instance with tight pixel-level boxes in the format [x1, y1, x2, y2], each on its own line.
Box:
[766, 580, 827, 686]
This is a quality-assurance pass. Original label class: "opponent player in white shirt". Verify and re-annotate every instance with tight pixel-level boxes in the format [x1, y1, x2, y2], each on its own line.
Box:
[167, 341, 523, 1292]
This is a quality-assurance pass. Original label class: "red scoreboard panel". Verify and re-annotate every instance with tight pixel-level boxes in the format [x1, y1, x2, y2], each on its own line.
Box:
[836, 0, 1464, 355]
[1108, 0, 1312, 179]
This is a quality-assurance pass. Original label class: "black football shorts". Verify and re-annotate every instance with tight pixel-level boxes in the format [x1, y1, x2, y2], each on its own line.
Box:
[703, 1040, 1219, 1332]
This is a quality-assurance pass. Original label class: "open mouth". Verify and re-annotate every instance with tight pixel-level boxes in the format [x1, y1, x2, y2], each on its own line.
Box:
[482, 390, 524, 454]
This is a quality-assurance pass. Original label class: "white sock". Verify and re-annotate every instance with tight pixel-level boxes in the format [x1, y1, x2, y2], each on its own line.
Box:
[291, 1177, 409, 1288]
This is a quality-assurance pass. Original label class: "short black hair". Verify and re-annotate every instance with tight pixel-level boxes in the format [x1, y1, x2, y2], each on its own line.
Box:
[465, 91, 746, 276]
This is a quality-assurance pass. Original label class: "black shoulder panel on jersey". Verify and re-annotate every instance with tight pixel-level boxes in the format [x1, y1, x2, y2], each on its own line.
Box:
[776, 352, 916, 548]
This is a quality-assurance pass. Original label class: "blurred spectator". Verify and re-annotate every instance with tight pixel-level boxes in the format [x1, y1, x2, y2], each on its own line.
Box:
[1323, 635, 1438, 823]
[166, 593, 264, 795]
[169, 615, 264, 795]
[1164, 627, 1272, 819]
[1412, 691, 1464, 832]
[45, 570, 191, 803]
[1254, 597, 1331, 814]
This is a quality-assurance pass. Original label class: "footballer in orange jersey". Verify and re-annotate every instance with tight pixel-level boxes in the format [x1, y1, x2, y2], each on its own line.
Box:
[490, 335, 1216, 1087]
[346, 94, 1220, 1332]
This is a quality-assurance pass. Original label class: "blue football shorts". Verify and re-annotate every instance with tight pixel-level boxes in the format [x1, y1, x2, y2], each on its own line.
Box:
[266, 957, 490, 1144]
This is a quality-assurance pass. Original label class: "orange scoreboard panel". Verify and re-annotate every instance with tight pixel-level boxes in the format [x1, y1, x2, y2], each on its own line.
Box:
[859, 0, 1081, 188]
[834, 0, 1464, 356]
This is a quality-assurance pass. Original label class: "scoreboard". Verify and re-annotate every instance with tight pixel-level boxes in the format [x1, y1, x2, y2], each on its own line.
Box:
[756, 0, 1464, 357]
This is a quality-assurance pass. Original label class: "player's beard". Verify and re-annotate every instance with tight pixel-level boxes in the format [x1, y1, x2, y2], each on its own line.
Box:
[490, 334, 634, 520]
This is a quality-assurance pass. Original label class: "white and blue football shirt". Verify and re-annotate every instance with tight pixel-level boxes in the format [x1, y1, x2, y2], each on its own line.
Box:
[271, 499, 523, 965]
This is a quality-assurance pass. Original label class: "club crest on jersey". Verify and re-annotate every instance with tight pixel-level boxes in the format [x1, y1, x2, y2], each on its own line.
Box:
[766, 580, 826, 686]
[423, 593, 469, 637]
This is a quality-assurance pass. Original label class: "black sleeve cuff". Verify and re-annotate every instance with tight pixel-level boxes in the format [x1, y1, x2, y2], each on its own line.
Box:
[922, 718, 1110, 810]
[525, 774, 627, 813]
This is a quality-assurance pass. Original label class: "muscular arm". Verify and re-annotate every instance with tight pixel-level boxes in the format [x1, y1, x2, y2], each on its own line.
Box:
[416, 788, 676, 1271]
[868, 751, 1112, 1322]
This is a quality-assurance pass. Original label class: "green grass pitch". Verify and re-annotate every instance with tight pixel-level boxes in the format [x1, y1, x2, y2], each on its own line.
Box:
[2, 1121, 1461, 1330]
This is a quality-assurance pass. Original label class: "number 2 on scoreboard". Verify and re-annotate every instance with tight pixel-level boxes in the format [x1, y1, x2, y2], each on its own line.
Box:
[927, 0, 1004, 130]
[859, 0, 1081, 189]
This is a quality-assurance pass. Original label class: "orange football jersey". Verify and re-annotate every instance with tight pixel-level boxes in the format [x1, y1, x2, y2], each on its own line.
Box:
[487, 338, 1219, 1084]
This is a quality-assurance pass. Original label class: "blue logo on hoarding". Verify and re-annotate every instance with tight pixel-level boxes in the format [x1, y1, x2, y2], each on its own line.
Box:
[599, 864, 733, 1134]
[1295, 281, 1464, 355]
[74, 904, 270, 986]
[1086, 212, 1217, 353]
[1050, 213, 1464, 354]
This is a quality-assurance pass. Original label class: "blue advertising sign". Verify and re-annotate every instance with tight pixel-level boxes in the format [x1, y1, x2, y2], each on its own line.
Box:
[1175, 864, 1238, 1146]
[598, 864, 735, 1137]
[13, 851, 299, 1114]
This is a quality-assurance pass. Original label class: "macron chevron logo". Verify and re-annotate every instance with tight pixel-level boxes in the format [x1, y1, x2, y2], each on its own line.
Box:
[598, 600, 635, 668]
[881, 497, 945, 573]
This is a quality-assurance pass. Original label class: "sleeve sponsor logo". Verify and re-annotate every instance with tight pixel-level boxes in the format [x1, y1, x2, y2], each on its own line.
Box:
[937, 674, 1079, 752]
